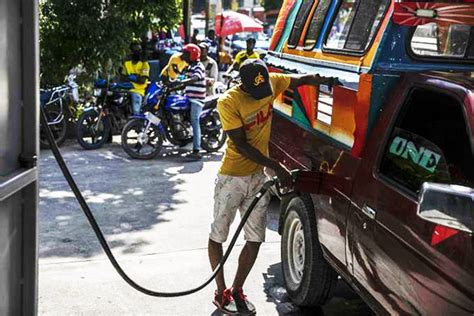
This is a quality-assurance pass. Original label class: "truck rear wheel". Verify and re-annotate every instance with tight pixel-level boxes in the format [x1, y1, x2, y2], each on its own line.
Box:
[281, 196, 338, 307]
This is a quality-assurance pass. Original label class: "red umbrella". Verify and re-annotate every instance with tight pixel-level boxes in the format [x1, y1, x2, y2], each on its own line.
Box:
[215, 11, 264, 37]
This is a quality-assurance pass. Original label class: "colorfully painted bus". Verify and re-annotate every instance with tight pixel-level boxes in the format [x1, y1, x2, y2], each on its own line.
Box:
[267, 0, 474, 314]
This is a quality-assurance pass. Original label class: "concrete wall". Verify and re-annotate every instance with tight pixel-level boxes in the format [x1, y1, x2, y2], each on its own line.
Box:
[0, 0, 39, 314]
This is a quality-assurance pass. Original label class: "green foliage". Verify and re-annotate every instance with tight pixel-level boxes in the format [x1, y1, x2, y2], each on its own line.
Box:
[260, 0, 283, 11]
[40, 0, 183, 86]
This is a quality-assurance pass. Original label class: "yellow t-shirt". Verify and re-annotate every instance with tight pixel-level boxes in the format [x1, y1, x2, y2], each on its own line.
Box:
[217, 73, 292, 176]
[122, 60, 150, 96]
[160, 53, 188, 80]
[233, 51, 260, 68]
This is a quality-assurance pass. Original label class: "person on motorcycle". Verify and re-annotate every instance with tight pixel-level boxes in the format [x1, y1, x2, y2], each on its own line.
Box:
[175, 44, 207, 160]
[121, 42, 150, 115]
[199, 42, 219, 96]
[224, 37, 259, 77]
[209, 59, 338, 315]
[160, 51, 189, 82]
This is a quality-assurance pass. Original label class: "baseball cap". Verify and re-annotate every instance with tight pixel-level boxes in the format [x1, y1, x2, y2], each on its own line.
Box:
[239, 59, 273, 100]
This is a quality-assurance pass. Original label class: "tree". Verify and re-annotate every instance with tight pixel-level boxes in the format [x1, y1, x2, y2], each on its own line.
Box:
[260, 0, 283, 12]
[40, 0, 183, 85]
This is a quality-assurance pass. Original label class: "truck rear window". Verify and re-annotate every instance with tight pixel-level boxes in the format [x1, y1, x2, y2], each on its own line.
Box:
[410, 23, 474, 59]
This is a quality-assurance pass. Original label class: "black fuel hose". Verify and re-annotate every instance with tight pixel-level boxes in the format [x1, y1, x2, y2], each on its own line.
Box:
[40, 106, 276, 297]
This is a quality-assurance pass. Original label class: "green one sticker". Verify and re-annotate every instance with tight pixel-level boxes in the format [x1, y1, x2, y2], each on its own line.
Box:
[389, 136, 441, 173]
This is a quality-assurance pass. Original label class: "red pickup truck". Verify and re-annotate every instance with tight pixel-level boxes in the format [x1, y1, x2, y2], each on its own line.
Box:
[267, 1, 474, 314]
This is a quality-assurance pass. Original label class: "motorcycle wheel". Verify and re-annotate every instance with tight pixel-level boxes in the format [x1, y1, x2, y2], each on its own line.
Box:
[121, 118, 163, 160]
[201, 111, 227, 152]
[76, 110, 111, 150]
[40, 109, 67, 149]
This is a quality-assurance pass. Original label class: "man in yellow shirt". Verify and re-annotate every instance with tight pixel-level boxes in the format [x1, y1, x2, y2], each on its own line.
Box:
[160, 52, 188, 82]
[121, 42, 150, 115]
[209, 59, 336, 315]
[225, 38, 259, 77]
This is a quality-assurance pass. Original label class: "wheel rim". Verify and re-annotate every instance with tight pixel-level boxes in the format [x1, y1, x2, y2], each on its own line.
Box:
[40, 110, 65, 144]
[202, 115, 224, 150]
[80, 112, 106, 145]
[287, 215, 305, 287]
[124, 121, 161, 156]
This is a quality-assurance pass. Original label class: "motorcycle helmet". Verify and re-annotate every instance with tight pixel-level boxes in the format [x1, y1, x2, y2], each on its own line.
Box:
[183, 44, 201, 62]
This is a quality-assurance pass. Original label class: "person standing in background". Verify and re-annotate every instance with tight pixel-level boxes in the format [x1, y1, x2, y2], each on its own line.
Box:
[199, 42, 218, 96]
[121, 42, 150, 115]
[177, 44, 207, 160]
[204, 29, 220, 65]
[192, 29, 200, 45]
[225, 38, 259, 76]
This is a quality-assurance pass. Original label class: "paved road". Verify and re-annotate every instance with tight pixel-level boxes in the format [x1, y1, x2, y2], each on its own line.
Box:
[38, 139, 372, 315]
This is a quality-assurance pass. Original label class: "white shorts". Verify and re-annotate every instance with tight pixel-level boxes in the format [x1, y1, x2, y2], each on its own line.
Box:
[210, 172, 271, 243]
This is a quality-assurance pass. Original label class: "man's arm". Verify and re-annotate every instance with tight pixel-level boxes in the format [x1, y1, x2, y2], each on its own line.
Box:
[225, 63, 239, 76]
[133, 75, 148, 84]
[134, 62, 150, 84]
[121, 67, 148, 84]
[225, 52, 241, 76]
[210, 60, 219, 82]
[290, 74, 338, 89]
[227, 127, 292, 186]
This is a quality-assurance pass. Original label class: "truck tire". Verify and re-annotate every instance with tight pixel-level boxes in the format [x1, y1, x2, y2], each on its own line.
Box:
[281, 196, 338, 307]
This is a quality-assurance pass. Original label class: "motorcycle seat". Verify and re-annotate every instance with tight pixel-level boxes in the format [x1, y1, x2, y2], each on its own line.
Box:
[40, 91, 53, 105]
[40, 85, 69, 105]
[202, 95, 221, 110]
[110, 82, 133, 90]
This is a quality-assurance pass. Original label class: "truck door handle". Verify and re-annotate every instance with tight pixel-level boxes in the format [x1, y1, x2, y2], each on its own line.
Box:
[361, 204, 377, 220]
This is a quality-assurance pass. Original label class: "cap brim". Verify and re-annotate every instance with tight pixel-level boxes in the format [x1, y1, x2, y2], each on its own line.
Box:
[248, 82, 273, 100]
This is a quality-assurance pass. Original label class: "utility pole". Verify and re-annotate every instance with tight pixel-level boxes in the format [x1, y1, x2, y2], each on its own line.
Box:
[183, 0, 191, 44]
[207, 0, 220, 33]
[205, 0, 210, 34]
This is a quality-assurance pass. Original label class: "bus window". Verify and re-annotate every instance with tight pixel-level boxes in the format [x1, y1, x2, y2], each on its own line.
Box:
[325, 0, 389, 53]
[410, 23, 473, 59]
[304, 0, 332, 50]
[288, 0, 315, 48]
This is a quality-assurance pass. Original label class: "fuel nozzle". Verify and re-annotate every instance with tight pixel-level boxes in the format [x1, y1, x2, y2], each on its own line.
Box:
[270, 169, 300, 198]
[271, 169, 323, 197]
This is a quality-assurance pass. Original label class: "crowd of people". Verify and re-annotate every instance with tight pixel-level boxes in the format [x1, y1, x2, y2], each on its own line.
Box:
[121, 29, 262, 160]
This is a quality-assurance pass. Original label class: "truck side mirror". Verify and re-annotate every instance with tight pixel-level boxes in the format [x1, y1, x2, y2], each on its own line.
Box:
[417, 182, 474, 233]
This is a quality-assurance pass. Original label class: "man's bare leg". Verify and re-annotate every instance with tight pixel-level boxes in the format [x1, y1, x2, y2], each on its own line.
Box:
[232, 241, 261, 289]
[208, 238, 227, 293]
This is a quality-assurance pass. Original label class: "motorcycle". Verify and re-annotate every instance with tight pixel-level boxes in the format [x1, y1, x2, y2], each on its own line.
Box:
[76, 79, 133, 150]
[40, 74, 80, 149]
[121, 82, 226, 160]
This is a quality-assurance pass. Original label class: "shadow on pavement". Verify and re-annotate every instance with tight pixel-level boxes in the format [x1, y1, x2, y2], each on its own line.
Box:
[263, 199, 373, 315]
[262, 262, 374, 315]
[39, 141, 222, 259]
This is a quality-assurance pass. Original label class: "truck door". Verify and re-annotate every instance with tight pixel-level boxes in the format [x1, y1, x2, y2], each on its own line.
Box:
[348, 84, 474, 314]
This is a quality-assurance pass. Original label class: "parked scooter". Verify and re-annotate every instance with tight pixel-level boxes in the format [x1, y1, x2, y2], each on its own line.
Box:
[76, 79, 133, 150]
[40, 74, 80, 149]
[121, 81, 226, 160]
